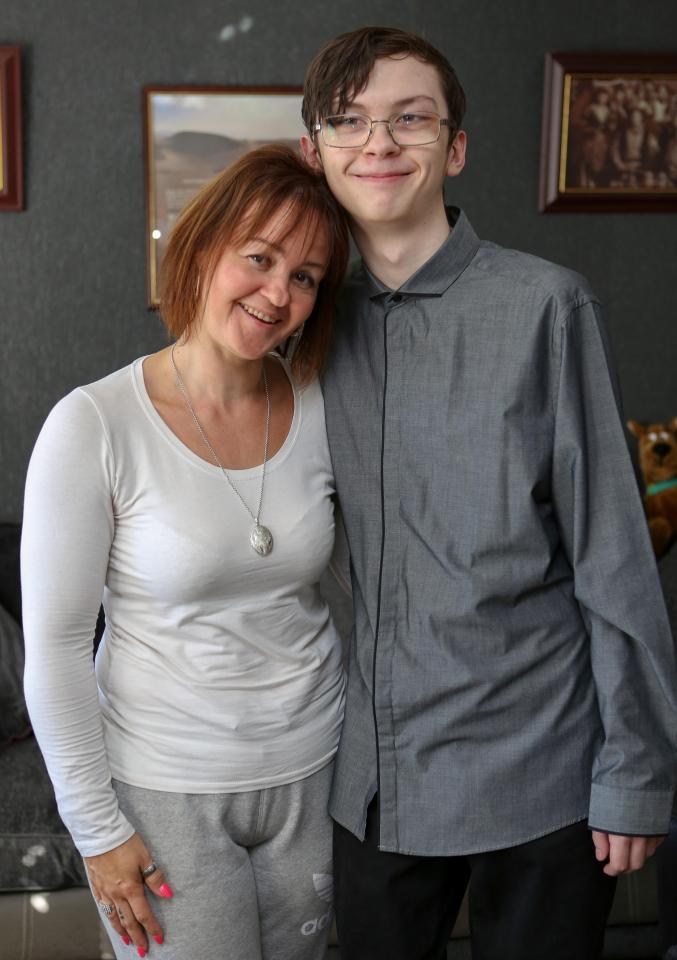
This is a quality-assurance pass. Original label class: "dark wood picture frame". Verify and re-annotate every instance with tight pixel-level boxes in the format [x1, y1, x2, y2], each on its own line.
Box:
[539, 52, 677, 212]
[143, 85, 304, 308]
[0, 46, 23, 212]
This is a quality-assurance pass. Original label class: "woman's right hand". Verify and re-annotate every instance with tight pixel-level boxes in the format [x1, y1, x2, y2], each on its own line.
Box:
[84, 832, 174, 956]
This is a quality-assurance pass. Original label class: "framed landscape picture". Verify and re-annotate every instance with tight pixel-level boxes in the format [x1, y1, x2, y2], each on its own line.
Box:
[0, 46, 23, 212]
[144, 86, 304, 306]
[539, 52, 677, 212]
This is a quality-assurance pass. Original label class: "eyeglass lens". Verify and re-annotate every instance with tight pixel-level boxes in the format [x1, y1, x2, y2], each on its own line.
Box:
[322, 113, 442, 147]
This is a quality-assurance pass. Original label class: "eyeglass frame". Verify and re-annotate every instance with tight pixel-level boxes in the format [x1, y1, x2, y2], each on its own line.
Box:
[312, 112, 452, 148]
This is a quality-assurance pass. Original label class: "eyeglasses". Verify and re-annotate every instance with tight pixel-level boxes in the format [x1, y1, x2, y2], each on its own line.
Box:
[313, 112, 451, 148]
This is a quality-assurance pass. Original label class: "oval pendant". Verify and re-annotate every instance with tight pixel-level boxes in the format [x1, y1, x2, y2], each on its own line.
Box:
[250, 523, 273, 556]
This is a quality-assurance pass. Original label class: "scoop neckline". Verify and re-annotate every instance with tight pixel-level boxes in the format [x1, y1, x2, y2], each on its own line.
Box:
[132, 354, 301, 479]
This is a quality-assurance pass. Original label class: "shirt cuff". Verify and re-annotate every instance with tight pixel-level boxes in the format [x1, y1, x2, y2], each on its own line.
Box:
[73, 817, 136, 859]
[589, 782, 675, 836]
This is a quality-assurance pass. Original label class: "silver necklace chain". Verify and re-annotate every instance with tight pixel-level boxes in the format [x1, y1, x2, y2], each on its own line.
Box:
[170, 344, 274, 555]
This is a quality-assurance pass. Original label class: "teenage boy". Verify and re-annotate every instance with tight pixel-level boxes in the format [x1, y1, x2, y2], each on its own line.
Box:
[300, 26, 677, 960]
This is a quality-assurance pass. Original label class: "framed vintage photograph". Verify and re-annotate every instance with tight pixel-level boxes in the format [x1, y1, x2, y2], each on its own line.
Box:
[539, 52, 677, 212]
[0, 46, 23, 212]
[144, 86, 304, 307]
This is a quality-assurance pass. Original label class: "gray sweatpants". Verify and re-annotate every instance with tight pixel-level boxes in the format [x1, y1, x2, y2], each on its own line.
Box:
[102, 762, 334, 960]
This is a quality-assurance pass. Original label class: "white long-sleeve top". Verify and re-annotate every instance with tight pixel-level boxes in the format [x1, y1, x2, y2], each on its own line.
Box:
[22, 357, 345, 856]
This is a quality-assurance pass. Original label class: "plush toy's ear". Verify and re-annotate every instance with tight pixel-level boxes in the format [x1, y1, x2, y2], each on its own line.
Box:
[626, 419, 645, 437]
[669, 416, 677, 434]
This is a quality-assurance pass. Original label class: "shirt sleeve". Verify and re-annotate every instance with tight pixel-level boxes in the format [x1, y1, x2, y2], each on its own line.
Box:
[551, 299, 677, 836]
[22, 389, 135, 856]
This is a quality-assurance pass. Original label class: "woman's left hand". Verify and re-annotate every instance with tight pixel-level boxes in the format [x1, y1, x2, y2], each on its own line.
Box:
[85, 831, 174, 955]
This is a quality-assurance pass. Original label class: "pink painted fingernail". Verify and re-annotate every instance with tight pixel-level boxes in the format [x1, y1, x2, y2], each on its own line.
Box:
[137, 949, 146, 958]
[153, 935, 164, 944]
[122, 936, 131, 945]
[159, 883, 174, 898]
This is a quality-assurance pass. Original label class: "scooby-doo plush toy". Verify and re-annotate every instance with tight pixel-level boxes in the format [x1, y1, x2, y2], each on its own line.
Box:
[627, 417, 677, 558]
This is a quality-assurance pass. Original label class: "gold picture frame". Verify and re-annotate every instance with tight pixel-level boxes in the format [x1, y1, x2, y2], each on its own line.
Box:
[539, 52, 677, 212]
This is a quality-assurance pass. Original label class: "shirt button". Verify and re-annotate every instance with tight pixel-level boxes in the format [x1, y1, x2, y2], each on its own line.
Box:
[391, 294, 403, 303]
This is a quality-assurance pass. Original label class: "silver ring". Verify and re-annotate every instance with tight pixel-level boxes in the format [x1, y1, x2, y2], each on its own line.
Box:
[97, 900, 115, 917]
[141, 861, 158, 879]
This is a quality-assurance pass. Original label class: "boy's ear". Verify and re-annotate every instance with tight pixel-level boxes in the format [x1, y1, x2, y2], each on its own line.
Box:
[446, 130, 467, 179]
[301, 134, 323, 171]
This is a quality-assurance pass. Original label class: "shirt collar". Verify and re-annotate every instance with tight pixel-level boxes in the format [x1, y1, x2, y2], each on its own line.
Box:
[359, 207, 481, 301]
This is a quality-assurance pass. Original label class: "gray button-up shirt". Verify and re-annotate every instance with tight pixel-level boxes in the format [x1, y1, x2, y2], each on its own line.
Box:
[323, 208, 677, 856]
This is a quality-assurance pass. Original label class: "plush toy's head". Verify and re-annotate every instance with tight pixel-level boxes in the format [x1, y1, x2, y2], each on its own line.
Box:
[626, 417, 677, 558]
[627, 417, 677, 486]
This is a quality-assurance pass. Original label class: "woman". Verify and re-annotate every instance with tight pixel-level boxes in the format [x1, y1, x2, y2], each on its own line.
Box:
[22, 144, 349, 960]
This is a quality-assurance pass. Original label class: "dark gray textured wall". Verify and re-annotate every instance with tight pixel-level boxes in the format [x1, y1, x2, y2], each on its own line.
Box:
[1, 0, 676, 521]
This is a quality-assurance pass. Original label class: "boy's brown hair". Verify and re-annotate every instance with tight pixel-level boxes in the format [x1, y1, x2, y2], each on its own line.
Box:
[160, 144, 349, 385]
[302, 26, 466, 140]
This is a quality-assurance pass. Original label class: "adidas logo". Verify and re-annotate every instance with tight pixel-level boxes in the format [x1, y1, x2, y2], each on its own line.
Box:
[300, 872, 334, 936]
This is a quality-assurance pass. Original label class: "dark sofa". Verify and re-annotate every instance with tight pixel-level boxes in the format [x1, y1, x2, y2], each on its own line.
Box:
[2, 520, 676, 960]
[1, 524, 87, 895]
[1, 523, 110, 960]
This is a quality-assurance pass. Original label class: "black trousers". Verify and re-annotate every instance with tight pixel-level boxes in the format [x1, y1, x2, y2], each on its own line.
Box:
[333, 798, 617, 960]
[656, 815, 677, 954]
